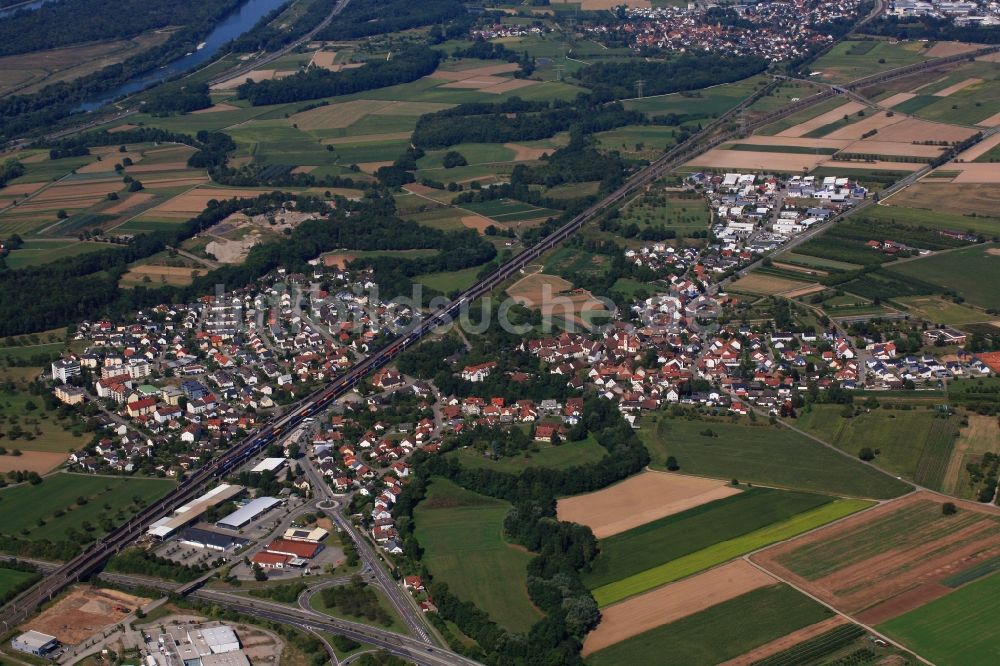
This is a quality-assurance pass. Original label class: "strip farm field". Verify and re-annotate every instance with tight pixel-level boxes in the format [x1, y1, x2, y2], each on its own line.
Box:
[591, 498, 870, 607]
[753, 492, 1000, 626]
[586, 584, 834, 666]
[879, 570, 1000, 665]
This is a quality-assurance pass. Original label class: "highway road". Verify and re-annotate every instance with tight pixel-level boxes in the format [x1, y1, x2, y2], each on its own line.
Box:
[301, 460, 437, 645]
[3, 18, 997, 650]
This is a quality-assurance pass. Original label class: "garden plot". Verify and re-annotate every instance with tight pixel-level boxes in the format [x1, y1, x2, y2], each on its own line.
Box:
[753, 492, 1000, 625]
[556, 470, 741, 539]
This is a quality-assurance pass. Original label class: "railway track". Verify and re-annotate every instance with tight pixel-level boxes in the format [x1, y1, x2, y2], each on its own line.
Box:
[2, 32, 994, 643]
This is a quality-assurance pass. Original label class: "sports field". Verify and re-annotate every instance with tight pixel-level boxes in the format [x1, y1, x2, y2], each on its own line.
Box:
[642, 417, 912, 499]
[592, 498, 870, 606]
[879, 571, 1000, 665]
[0, 473, 174, 547]
[586, 584, 833, 666]
[892, 244, 1000, 310]
[413, 477, 542, 633]
[582, 488, 834, 590]
[796, 406, 960, 490]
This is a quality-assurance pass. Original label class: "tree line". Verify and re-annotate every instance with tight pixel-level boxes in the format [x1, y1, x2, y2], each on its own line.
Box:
[0, 0, 243, 56]
[861, 16, 1000, 44]
[236, 46, 441, 105]
[392, 395, 650, 664]
[314, 0, 466, 39]
[227, 0, 336, 53]
[575, 53, 768, 100]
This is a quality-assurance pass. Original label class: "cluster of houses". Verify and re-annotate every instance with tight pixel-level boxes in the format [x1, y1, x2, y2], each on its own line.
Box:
[47, 265, 414, 477]
[582, 0, 865, 62]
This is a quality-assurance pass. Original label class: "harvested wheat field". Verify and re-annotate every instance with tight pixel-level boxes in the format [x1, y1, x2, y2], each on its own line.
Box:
[191, 103, 239, 114]
[926, 41, 985, 58]
[942, 414, 1000, 497]
[460, 215, 494, 232]
[557, 470, 741, 538]
[506, 272, 609, 328]
[718, 616, 850, 666]
[0, 451, 67, 474]
[881, 92, 917, 107]
[310, 50, 337, 68]
[876, 118, 977, 143]
[23, 586, 151, 644]
[822, 112, 903, 141]
[818, 158, 921, 171]
[729, 272, 811, 295]
[732, 135, 850, 150]
[777, 102, 866, 138]
[371, 101, 453, 116]
[888, 182, 1000, 217]
[688, 149, 827, 172]
[77, 151, 143, 173]
[31, 180, 123, 203]
[583, 560, 776, 656]
[325, 132, 412, 145]
[481, 78, 539, 94]
[977, 110, 1000, 129]
[0, 182, 45, 197]
[211, 68, 277, 90]
[752, 492, 1000, 624]
[440, 76, 511, 90]
[151, 187, 274, 214]
[356, 160, 394, 175]
[957, 132, 1000, 160]
[428, 62, 521, 81]
[782, 284, 827, 298]
[841, 139, 945, 159]
[103, 192, 155, 215]
[934, 77, 983, 97]
[122, 264, 204, 286]
[504, 143, 552, 161]
[949, 163, 1000, 183]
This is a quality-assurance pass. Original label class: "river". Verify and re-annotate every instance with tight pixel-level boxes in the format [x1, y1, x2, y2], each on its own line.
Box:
[70, 0, 289, 112]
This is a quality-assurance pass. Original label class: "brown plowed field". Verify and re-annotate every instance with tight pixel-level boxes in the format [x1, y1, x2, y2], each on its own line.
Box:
[582, 560, 776, 656]
[752, 492, 1000, 622]
[556, 470, 741, 538]
[718, 616, 849, 666]
[22, 586, 151, 644]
